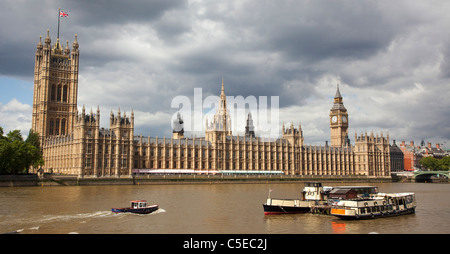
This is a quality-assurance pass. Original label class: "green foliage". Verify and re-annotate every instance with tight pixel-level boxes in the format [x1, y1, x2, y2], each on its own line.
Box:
[0, 127, 43, 174]
[419, 156, 450, 171]
[440, 156, 450, 170]
[25, 129, 44, 168]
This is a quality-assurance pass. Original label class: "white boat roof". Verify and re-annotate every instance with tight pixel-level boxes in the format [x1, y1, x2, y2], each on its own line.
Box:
[376, 193, 415, 198]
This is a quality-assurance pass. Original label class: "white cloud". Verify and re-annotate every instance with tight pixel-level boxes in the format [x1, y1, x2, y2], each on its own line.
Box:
[0, 98, 32, 136]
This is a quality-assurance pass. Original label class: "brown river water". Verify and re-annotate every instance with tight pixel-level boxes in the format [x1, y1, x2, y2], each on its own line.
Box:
[0, 182, 449, 234]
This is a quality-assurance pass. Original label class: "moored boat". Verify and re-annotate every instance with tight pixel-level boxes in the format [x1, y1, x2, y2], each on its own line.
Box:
[263, 182, 331, 215]
[263, 182, 379, 215]
[330, 192, 416, 220]
[112, 200, 159, 214]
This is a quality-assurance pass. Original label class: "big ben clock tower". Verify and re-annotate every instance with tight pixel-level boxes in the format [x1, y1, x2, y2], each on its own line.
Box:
[330, 84, 349, 147]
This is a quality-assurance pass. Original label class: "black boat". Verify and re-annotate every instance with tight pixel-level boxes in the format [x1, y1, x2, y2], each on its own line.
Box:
[263, 202, 311, 215]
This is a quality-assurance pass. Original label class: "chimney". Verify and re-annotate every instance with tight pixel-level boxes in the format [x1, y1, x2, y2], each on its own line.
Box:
[427, 142, 432, 148]
[436, 143, 441, 149]
[410, 141, 414, 147]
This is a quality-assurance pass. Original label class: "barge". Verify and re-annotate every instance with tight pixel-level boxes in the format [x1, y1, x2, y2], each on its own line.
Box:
[330, 192, 416, 220]
[112, 200, 159, 214]
[263, 182, 379, 215]
[263, 182, 331, 215]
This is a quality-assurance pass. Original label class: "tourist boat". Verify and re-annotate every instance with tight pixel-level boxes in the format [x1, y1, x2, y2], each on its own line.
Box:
[111, 200, 159, 214]
[330, 192, 416, 220]
[263, 182, 379, 215]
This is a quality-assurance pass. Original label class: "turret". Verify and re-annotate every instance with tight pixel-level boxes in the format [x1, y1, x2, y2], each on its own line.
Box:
[245, 112, 255, 138]
[173, 112, 184, 139]
[282, 122, 303, 146]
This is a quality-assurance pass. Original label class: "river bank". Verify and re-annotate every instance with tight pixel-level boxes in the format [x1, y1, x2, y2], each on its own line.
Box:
[0, 173, 405, 187]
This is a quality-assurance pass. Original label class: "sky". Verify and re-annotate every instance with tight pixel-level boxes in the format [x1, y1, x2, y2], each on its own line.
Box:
[0, 0, 449, 149]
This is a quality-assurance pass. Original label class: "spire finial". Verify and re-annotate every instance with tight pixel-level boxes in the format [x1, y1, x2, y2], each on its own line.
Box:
[37, 35, 43, 49]
[45, 29, 51, 45]
[72, 34, 79, 49]
[335, 82, 342, 98]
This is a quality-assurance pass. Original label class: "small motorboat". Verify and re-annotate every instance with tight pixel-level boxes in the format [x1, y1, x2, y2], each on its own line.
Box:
[112, 200, 159, 214]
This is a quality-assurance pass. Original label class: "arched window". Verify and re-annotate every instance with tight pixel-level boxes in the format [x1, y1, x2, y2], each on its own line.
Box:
[57, 85, 62, 101]
[62, 85, 67, 102]
[49, 119, 54, 135]
[61, 118, 66, 135]
[55, 118, 60, 135]
[51, 85, 56, 101]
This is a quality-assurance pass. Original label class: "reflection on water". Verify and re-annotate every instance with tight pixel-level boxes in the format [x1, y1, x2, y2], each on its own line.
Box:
[0, 182, 449, 234]
[331, 221, 346, 234]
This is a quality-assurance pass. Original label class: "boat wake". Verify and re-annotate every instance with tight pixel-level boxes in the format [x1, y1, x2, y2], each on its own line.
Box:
[4, 208, 166, 234]
[39, 210, 114, 223]
[4, 226, 39, 234]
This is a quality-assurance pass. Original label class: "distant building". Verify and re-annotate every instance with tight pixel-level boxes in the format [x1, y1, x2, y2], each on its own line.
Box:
[390, 140, 404, 172]
[420, 142, 447, 159]
[399, 140, 447, 171]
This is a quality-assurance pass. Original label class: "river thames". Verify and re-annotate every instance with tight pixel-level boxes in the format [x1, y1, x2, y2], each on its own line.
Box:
[0, 182, 449, 234]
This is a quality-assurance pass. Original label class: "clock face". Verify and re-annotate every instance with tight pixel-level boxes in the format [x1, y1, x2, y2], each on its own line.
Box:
[342, 116, 347, 123]
[331, 116, 337, 123]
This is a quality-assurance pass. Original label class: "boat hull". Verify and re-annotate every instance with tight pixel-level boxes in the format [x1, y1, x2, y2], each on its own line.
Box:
[263, 204, 311, 215]
[112, 205, 159, 214]
[331, 207, 415, 220]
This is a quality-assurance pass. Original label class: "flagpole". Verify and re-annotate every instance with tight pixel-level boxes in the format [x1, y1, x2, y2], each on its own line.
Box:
[57, 8, 60, 40]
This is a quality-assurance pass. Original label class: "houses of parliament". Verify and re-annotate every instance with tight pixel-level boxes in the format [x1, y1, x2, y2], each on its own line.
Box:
[31, 30, 392, 178]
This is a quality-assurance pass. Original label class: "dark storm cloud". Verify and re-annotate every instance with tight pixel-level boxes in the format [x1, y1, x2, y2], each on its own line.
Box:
[257, 1, 395, 62]
[65, 0, 187, 27]
[160, 0, 411, 109]
[0, 0, 187, 77]
[1, 0, 449, 146]
[0, 42, 35, 78]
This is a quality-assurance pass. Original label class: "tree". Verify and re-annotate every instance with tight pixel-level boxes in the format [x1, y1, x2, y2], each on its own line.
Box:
[0, 127, 43, 174]
[439, 156, 450, 171]
[25, 129, 44, 170]
[419, 157, 440, 171]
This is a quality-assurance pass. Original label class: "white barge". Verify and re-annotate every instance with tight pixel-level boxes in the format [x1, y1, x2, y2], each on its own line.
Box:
[330, 192, 416, 220]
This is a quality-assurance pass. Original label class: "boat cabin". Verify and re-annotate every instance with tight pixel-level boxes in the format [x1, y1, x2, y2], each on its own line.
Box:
[328, 188, 358, 199]
[131, 200, 148, 209]
[302, 182, 326, 201]
[329, 186, 378, 200]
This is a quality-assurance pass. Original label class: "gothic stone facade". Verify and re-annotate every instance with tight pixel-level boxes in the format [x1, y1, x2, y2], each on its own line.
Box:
[32, 31, 391, 178]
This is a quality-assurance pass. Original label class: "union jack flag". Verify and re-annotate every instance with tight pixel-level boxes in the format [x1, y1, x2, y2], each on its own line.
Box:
[60, 11, 68, 17]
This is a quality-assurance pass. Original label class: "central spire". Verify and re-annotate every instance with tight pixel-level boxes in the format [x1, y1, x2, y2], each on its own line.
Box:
[205, 78, 232, 137]
[220, 77, 225, 98]
[219, 77, 227, 113]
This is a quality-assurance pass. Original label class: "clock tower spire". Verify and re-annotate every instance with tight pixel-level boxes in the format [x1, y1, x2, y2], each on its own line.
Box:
[329, 83, 349, 147]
